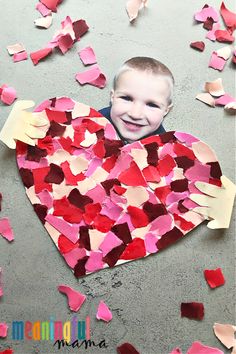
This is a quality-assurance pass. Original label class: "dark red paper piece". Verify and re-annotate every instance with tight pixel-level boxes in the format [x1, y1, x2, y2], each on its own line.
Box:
[74, 256, 89, 277]
[120, 238, 146, 260]
[175, 156, 194, 172]
[156, 227, 183, 250]
[73, 19, 89, 40]
[117, 342, 140, 354]
[204, 268, 225, 288]
[33, 204, 48, 224]
[203, 17, 214, 30]
[220, 2, 236, 33]
[30, 48, 52, 65]
[26, 145, 47, 162]
[170, 179, 189, 192]
[79, 226, 91, 250]
[103, 244, 126, 267]
[144, 142, 159, 166]
[58, 34, 74, 54]
[143, 201, 167, 222]
[127, 206, 149, 228]
[0, 192, 2, 211]
[181, 302, 204, 320]
[111, 222, 132, 244]
[215, 29, 235, 43]
[19, 168, 34, 188]
[160, 131, 177, 144]
[207, 162, 222, 179]
[190, 41, 205, 52]
[68, 189, 93, 211]
[101, 179, 121, 195]
[104, 139, 123, 158]
[44, 163, 64, 184]
[47, 121, 66, 138]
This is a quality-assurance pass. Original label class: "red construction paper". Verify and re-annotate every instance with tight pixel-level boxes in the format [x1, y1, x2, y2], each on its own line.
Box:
[181, 302, 204, 320]
[204, 268, 225, 288]
[187, 341, 224, 354]
[215, 30, 234, 43]
[190, 41, 205, 51]
[30, 47, 52, 65]
[120, 238, 146, 259]
[118, 161, 147, 187]
[203, 17, 214, 30]
[117, 342, 140, 354]
[58, 285, 86, 312]
[73, 19, 89, 40]
[0, 218, 14, 242]
[0, 350, 13, 354]
[220, 2, 236, 34]
[39, 0, 62, 12]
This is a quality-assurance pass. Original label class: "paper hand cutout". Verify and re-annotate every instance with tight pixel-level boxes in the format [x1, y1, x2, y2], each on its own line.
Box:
[190, 175, 236, 229]
[0, 100, 49, 149]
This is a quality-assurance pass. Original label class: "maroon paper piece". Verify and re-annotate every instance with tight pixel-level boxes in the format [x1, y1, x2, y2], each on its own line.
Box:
[181, 302, 204, 320]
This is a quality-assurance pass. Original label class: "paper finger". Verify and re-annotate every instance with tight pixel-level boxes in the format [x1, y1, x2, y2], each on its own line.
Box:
[29, 112, 49, 127]
[189, 193, 213, 207]
[195, 181, 221, 197]
[192, 207, 211, 219]
[13, 100, 35, 111]
[19, 135, 36, 146]
[207, 219, 222, 229]
[25, 126, 47, 139]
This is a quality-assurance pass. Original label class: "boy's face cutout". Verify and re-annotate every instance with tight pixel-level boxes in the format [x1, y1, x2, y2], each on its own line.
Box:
[110, 70, 172, 142]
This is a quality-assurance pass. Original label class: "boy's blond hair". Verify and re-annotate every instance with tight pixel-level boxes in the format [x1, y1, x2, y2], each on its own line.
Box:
[113, 57, 174, 105]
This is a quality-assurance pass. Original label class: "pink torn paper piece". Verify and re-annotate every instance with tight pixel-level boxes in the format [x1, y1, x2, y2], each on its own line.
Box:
[205, 78, 225, 97]
[209, 52, 226, 71]
[194, 5, 219, 23]
[196, 93, 215, 107]
[58, 33, 74, 54]
[0, 323, 8, 338]
[190, 41, 205, 51]
[213, 323, 236, 352]
[0, 268, 3, 297]
[0, 86, 17, 105]
[78, 46, 97, 65]
[34, 15, 52, 29]
[13, 51, 28, 63]
[58, 285, 86, 312]
[7, 43, 25, 55]
[220, 2, 236, 34]
[215, 94, 235, 106]
[0, 218, 14, 242]
[30, 47, 52, 65]
[187, 341, 224, 354]
[36, 2, 52, 16]
[75, 64, 106, 88]
[39, 0, 63, 12]
[169, 349, 182, 354]
[206, 22, 221, 41]
[215, 29, 235, 43]
[126, 0, 147, 22]
[96, 301, 112, 322]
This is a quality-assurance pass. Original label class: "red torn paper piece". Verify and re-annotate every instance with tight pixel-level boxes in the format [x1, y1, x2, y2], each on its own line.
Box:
[79, 46, 97, 65]
[120, 237, 146, 259]
[0, 85, 17, 105]
[39, 0, 62, 12]
[30, 47, 52, 65]
[203, 17, 214, 30]
[0, 268, 3, 297]
[0, 323, 8, 337]
[58, 285, 86, 312]
[118, 161, 147, 187]
[215, 30, 234, 43]
[0, 350, 14, 354]
[195, 5, 219, 23]
[220, 2, 236, 34]
[190, 41, 205, 51]
[0, 193, 2, 211]
[181, 302, 204, 320]
[117, 342, 140, 354]
[75, 64, 106, 88]
[187, 341, 224, 354]
[13, 51, 28, 62]
[0, 218, 14, 242]
[213, 323, 236, 351]
[36, 2, 52, 16]
[7, 43, 25, 55]
[204, 268, 225, 288]
[209, 52, 226, 71]
[96, 301, 112, 322]
[58, 34, 74, 54]
[73, 19, 89, 40]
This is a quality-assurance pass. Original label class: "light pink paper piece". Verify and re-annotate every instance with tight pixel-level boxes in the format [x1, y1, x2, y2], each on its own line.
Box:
[7, 43, 25, 55]
[58, 285, 86, 312]
[0, 218, 14, 242]
[213, 323, 236, 350]
[75, 64, 106, 88]
[13, 51, 28, 62]
[96, 301, 112, 322]
[0, 86, 17, 105]
[85, 251, 104, 272]
[36, 2, 52, 16]
[209, 52, 226, 71]
[37, 189, 53, 209]
[34, 15, 52, 29]
[195, 6, 219, 22]
[144, 233, 158, 253]
[206, 23, 221, 41]
[187, 341, 224, 354]
[99, 231, 123, 256]
[0, 323, 8, 338]
[79, 46, 97, 65]
[126, 0, 147, 22]
[0, 268, 3, 297]
[45, 214, 79, 243]
[215, 94, 236, 106]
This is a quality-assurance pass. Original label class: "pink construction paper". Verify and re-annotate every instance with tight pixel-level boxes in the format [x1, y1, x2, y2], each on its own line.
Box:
[85, 158, 102, 177]
[85, 251, 104, 272]
[166, 191, 189, 205]
[206, 23, 221, 41]
[215, 94, 236, 106]
[187, 341, 224, 354]
[58, 285, 86, 312]
[99, 231, 123, 256]
[0, 218, 14, 242]
[195, 6, 219, 22]
[209, 52, 226, 71]
[150, 214, 173, 234]
[184, 162, 211, 182]
[58, 34, 74, 54]
[75, 64, 106, 88]
[38, 190, 53, 209]
[13, 51, 28, 62]
[34, 99, 52, 112]
[100, 200, 123, 220]
[36, 2, 52, 16]
[0, 268, 3, 297]
[174, 132, 199, 146]
[86, 185, 107, 204]
[96, 301, 112, 322]
[17, 156, 48, 169]
[1, 86, 17, 105]
[144, 233, 158, 253]
[63, 248, 86, 268]
[53, 97, 75, 111]
[45, 214, 79, 243]
[0, 323, 8, 338]
[79, 46, 97, 65]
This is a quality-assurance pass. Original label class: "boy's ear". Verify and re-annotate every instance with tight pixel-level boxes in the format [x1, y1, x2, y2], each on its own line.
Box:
[110, 89, 114, 104]
[164, 103, 173, 117]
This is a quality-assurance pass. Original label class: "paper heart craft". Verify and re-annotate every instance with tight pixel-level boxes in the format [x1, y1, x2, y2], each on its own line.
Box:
[16, 97, 222, 278]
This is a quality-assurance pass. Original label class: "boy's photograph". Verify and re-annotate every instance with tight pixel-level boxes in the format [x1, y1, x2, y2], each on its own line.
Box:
[0, 1, 235, 353]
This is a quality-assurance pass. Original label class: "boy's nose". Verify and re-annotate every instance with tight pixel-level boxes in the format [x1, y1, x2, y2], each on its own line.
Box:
[128, 102, 144, 119]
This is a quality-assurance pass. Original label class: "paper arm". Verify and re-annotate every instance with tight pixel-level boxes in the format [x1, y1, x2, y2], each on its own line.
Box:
[190, 175, 236, 229]
[0, 100, 49, 149]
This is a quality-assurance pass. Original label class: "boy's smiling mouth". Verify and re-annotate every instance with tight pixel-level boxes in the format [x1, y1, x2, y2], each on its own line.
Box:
[121, 119, 146, 131]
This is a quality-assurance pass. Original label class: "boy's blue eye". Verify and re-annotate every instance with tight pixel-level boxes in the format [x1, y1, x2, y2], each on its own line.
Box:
[147, 102, 160, 108]
[120, 95, 132, 101]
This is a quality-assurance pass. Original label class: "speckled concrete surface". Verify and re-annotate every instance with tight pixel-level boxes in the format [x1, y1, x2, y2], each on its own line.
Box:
[0, 1, 235, 353]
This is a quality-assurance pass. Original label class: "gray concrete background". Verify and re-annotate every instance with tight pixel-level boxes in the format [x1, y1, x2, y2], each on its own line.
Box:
[0, 0, 235, 353]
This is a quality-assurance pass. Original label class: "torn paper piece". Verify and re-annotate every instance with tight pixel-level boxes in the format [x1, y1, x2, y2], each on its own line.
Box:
[215, 30, 235, 43]
[13, 51, 28, 63]
[209, 52, 226, 71]
[215, 94, 235, 106]
[205, 78, 225, 97]
[220, 2, 236, 34]
[206, 22, 221, 41]
[194, 5, 219, 23]
[34, 15, 52, 29]
[39, 0, 62, 12]
[75, 64, 106, 88]
[58, 285, 86, 312]
[216, 46, 232, 60]
[0, 349, 14, 354]
[7, 43, 25, 55]
[192, 141, 218, 164]
[72, 101, 90, 119]
[232, 50, 236, 64]
[96, 301, 112, 322]
[0, 218, 14, 242]
[0, 86, 17, 105]
[213, 323, 236, 351]
[196, 93, 215, 107]
[170, 349, 182, 354]
[190, 41, 205, 51]
[0, 323, 8, 338]
[0, 100, 49, 149]
[30, 47, 52, 65]
[117, 342, 140, 354]
[58, 34, 74, 54]
[0, 268, 3, 297]
[181, 302, 204, 320]
[191, 175, 236, 229]
[36, 2, 52, 16]
[126, 0, 147, 22]
[204, 268, 225, 288]
[70, 156, 89, 175]
[187, 341, 224, 354]
[78, 46, 97, 65]
[203, 17, 214, 30]
[73, 19, 89, 41]
[0, 193, 2, 211]
[224, 101, 236, 112]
